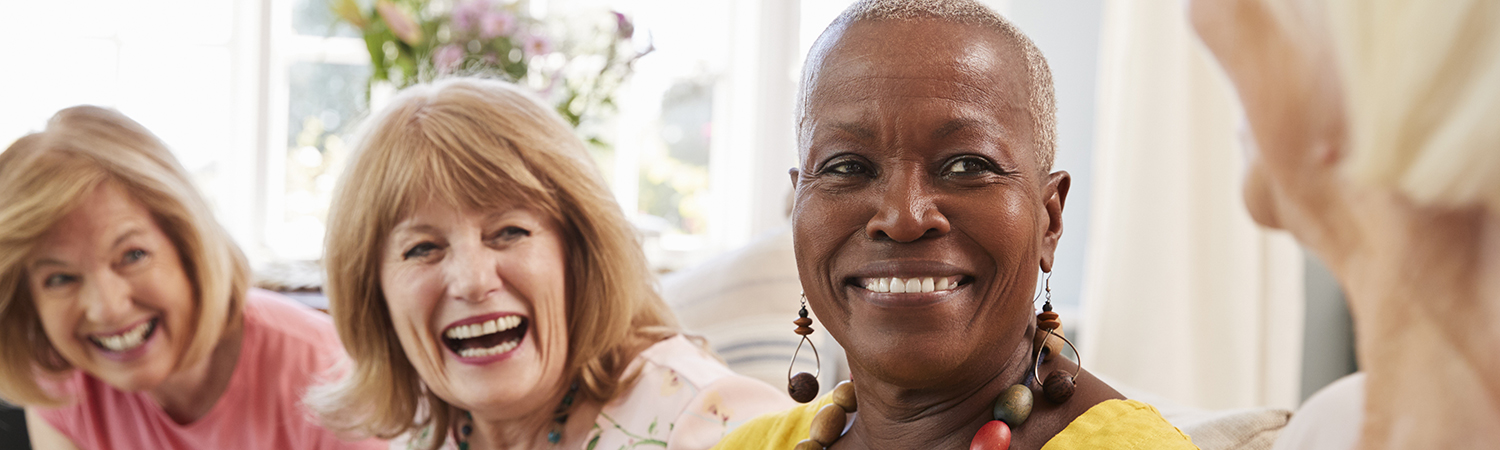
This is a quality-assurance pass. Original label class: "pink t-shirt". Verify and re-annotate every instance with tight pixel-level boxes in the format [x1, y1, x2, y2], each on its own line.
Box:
[36, 289, 385, 450]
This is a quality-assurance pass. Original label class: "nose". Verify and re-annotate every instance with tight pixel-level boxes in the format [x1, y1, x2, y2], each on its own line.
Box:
[80, 271, 133, 324]
[442, 241, 503, 303]
[865, 167, 951, 242]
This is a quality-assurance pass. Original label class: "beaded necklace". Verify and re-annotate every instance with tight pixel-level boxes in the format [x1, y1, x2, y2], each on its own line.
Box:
[795, 327, 1079, 450]
[454, 382, 580, 450]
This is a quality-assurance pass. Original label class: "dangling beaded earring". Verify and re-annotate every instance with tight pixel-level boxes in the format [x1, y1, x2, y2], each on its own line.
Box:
[1032, 271, 1080, 404]
[788, 293, 821, 403]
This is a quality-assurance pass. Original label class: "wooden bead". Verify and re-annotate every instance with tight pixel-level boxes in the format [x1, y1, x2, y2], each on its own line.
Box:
[809, 404, 847, 446]
[789, 372, 819, 403]
[794, 439, 824, 450]
[830, 380, 857, 412]
[991, 384, 1032, 426]
[1043, 371, 1075, 404]
[795, 326, 815, 336]
[794, 317, 813, 327]
[969, 420, 1012, 450]
[1037, 319, 1062, 330]
[1037, 311, 1059, 322]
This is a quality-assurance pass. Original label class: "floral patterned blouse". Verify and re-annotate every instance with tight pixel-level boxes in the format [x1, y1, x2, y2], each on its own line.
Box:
[412, 334, 793, 450]
[582, 334, 794, 450]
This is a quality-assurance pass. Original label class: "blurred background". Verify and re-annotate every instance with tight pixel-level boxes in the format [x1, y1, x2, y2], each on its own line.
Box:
[0, 0, 1356, 445]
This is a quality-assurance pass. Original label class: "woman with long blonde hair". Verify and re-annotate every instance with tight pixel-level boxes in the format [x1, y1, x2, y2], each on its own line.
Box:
[0, 106, 384, 449]
[309, 77, 790, 449]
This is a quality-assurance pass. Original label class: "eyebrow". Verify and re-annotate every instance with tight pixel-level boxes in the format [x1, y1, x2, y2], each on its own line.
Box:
[932, 118, 998, 140]
[30, 258, 68, 271]
[390, 223, 441, 238]
[111, 229, 146, 249]
[829, 122, 877, 140]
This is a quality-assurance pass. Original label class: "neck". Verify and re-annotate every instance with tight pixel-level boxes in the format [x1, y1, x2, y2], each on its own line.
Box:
[468, 397, 604, 450]
[840, 332, 1035, 450]
[468, 334, 660, 450]
[149, 316, 243, 424]
[1317, 191, 1500, 448]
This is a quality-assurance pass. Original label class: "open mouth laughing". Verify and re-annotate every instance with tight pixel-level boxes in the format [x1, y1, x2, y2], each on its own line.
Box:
[88, 318, 159, 353]
[442, 314, 528, 359]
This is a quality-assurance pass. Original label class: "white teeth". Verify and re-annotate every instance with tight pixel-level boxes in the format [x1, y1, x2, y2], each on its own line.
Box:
[94, 320, 153, 352]
[457, 338, 521, 358]
[444, 316, 522, 340]
[861, 276, 960, 294]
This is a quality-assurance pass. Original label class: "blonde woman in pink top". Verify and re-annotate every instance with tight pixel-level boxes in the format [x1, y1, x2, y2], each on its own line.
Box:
[0, 106, 384, 450]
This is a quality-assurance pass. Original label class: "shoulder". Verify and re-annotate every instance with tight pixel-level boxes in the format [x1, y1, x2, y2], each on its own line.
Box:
[1271, 372, 1364, 450]
[592, 335, 795, 450]
[242, 289, 343, 356]
[1043, 399, 1199, 450]
[238, 289, 347, 383]
[711, 396, 828, 450]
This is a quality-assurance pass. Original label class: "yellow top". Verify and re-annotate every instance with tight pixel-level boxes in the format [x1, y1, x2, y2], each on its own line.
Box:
[711, 396, 1198, 449]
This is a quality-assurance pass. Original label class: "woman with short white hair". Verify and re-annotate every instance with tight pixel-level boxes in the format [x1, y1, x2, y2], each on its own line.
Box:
[1191, 0, 1500, 447]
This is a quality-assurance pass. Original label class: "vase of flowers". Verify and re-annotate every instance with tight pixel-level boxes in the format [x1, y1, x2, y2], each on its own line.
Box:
[332, 0, 646, 147]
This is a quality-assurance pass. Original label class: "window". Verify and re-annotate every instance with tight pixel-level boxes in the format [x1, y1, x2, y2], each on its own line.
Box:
[0, 0, 259, 249]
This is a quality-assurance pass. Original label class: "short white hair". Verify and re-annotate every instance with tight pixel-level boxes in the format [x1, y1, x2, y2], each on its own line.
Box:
[1324, 0, 1500, 212]
[796, 0, 1058, 171]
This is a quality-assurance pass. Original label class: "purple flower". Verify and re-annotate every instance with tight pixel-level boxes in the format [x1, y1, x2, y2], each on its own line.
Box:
[434, 44, 465, 73]
[478, 11, 515, 40]
[450, 0, 492, 35]
[613, 11, 634, 39]
[522, 33, 553, 56]
[377, 1, 423, 45]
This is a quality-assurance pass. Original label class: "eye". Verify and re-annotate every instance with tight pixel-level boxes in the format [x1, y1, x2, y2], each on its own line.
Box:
[403, 242, 440, 260]
[824, 159, 871, 176]
[44, 273, 78, 288]
[489, 226, 532, 243]
[943, 156, 993, 175]
[121, 249, 148, 265]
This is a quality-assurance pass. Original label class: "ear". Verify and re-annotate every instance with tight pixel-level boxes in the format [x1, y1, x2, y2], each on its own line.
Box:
[1039, 171, 1071, 273]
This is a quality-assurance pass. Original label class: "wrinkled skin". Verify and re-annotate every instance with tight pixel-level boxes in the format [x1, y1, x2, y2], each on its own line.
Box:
[791, 18, 1121, 450]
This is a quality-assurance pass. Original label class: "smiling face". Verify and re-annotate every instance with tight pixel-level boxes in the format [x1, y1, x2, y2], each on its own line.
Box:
[792, 18, 1068, 387]
[379, 199, 570, 417]
[26, 181, 196, 393]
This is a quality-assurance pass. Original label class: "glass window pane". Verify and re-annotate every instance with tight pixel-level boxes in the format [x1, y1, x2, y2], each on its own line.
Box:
[274, 61, 368, 259]
[294, 0, 362, 38]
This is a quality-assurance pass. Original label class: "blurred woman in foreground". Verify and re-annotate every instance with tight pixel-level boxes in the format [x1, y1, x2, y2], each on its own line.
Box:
[1192, 0, 1500, 447]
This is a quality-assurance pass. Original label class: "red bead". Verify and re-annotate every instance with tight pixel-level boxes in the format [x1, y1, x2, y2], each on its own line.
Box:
[970, 420, 1011, 450]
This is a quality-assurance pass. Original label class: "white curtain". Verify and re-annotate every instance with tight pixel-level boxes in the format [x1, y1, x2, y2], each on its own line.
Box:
[1079, 0, 1305, 410]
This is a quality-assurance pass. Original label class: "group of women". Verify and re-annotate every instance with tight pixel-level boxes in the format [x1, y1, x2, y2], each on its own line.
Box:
[1, 0, 1496, 449]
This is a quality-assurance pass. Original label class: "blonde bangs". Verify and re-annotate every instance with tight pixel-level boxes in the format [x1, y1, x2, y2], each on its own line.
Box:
[313, 78, 679, 448]
[0, 106, 249, 407]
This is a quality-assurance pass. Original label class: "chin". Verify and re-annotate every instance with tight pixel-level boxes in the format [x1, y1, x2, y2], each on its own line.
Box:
[846, 331, 972, 387]
[1242, 163, 1283, 229]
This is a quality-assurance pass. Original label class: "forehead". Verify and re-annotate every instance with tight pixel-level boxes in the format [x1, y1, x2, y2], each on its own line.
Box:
[803, 18, 1032, 137]
[33, 183, 158, 256]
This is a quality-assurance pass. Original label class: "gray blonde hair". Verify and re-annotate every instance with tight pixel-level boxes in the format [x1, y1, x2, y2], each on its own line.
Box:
[307, 78, 678, 449]
[0, 106, 250, 406]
